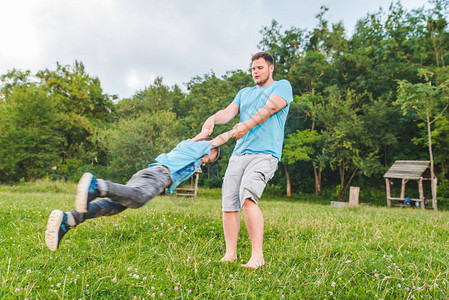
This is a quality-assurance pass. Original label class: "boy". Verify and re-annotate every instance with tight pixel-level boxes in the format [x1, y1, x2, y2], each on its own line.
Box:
[45, 130, 233, 251]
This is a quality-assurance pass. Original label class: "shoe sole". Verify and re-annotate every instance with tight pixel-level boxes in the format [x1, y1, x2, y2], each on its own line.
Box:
[45, 210, 64, 251]
[76, 172, 93, 213]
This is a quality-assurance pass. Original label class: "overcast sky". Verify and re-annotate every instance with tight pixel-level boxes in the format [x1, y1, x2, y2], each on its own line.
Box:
[0, 0, 429, 99]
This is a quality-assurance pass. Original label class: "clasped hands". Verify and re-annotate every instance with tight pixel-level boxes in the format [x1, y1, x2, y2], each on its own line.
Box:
[202, 120, 251, 140]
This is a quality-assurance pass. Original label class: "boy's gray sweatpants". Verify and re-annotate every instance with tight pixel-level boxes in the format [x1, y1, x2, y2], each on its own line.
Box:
[71, 167, 170, 225]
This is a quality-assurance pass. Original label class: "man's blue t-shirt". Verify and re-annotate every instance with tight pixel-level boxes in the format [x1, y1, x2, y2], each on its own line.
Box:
[232, 79, 293, 161]
[151, 140, 211, 194]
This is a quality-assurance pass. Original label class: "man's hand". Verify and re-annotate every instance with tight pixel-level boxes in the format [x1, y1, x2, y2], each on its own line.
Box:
[201, 117, 215, 136]
[232, 121, 252, 139]
[192, 129, 211, 141]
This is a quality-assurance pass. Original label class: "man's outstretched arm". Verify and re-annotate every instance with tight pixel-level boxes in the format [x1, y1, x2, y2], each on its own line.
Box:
[202, 103, 239, 135]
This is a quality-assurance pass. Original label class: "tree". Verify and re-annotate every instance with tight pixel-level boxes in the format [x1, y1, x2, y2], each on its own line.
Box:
[286, 51, 335, 195]
[282, 92, 329, 196]
[397, 69, 449, 220]
[275, 8, 346, 196]
[258, 20, 305, 78]
[317, 89, 397, 201]
[93, 111, 184, 183]
[0, 62, 116, 182]
[37, 61, 115, 121]
[425, 0, 448, 67]
[306, 6, 348, 61]
[0, 85, 64, 182]
[0, 69, 32, 97]
[432, 114, 449, 198]
[36, 61, 115, 164]
[116, 77, 187, 119]
[283, 129, 319, 196]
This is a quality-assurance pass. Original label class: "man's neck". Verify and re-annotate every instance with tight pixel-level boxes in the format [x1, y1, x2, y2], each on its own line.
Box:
[257, 79, 274, 88]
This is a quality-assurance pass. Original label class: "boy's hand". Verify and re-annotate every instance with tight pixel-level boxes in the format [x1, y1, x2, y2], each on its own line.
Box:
[192, 129, 211, 141]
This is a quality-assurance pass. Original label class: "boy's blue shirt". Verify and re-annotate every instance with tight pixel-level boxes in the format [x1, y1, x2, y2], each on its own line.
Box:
[150, 140, 211, 194]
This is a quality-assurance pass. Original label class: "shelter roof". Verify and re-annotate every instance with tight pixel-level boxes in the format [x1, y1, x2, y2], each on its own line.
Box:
[383, 160, 431, 180]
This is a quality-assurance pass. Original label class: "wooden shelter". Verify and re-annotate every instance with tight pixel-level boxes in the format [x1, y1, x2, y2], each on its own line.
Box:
[384, 160, 431, 209]
[173, 167, 202, 197]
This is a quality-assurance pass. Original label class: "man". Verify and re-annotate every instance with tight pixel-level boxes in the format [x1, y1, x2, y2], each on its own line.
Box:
[202, 52, 293, 269]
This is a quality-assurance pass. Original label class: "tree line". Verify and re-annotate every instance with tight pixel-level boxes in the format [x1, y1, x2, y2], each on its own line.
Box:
[1, 1, 448, 201]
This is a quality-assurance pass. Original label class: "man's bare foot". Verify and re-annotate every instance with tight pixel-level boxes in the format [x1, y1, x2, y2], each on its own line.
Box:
[241, 257, 265, 270]
[220, 253, 237, 262]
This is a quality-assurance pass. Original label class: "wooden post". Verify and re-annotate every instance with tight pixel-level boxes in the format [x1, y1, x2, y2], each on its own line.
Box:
[193, 173, 199, 197]
[349, 186, 360, 207]
[400, 178, 407, 199]
[385, 178, 391, 207]
[433, 177, 438, 208]
[418, 178, 425, 210]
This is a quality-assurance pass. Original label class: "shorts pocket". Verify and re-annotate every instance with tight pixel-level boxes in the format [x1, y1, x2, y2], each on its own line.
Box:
[256, 170, 267, 183]
[254, 157, 278, 183]
[241, 170, 268, 201]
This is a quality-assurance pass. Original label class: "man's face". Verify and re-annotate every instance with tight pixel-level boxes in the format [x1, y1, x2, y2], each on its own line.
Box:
[252, 58, 273, 87]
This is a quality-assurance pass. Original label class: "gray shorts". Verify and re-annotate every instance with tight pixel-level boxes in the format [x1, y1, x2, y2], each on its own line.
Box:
[222, 153, 278, 212]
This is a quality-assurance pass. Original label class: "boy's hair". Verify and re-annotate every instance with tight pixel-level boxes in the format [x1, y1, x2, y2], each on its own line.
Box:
[196, 137, 220, 162]
[209, 147, 220, 163]
[251, 51, 274, 66]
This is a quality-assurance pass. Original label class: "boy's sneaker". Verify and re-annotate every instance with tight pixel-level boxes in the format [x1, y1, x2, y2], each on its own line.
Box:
[45, 210, 72, 251]
[76, 173, 100, 213]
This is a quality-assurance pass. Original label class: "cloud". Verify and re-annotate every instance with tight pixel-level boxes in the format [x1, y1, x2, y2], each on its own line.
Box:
[0, 2, 45, 68]
[0, 0, 430, 99]
[124, 68, 157, 91]
[27, 0, 259, 96]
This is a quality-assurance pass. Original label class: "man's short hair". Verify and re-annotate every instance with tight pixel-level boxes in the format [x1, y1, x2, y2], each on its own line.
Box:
[251, 52, 274, 66]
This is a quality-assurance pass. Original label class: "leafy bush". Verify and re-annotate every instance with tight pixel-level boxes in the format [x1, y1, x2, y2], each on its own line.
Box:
[0, 85, 64, 182]
[93, 111, 183, 182]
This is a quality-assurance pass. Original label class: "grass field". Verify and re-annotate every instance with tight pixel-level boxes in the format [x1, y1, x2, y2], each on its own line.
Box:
[1, 180, 449, 299]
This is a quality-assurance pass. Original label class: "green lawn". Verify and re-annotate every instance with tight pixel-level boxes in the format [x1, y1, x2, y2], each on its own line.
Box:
[1, 180, 449, 299]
